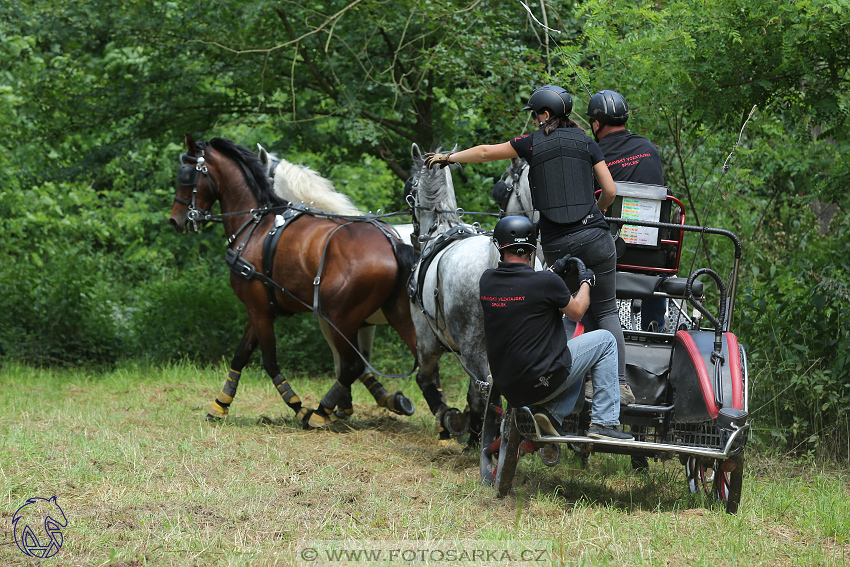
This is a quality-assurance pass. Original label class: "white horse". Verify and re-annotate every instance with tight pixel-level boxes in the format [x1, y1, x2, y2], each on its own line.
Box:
[255, 144, 422, 420]
[406, 144, 542, 447]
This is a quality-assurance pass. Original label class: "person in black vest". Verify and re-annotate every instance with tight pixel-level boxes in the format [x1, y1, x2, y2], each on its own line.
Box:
[424, 84, 634, 406]
[587, 89, 668, 332]
[478, 216, 632, 440]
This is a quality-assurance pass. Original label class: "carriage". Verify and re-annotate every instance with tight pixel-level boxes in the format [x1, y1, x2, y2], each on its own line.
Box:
[481, 176, 750, 514]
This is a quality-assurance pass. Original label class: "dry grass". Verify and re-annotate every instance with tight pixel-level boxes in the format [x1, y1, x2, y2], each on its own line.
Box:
[0, 361, 848, 566]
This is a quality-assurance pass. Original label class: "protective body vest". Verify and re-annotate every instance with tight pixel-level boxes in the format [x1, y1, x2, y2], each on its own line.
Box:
[529, 128, 595, 224]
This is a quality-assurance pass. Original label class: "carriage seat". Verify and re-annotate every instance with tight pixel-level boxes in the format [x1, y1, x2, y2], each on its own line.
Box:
[616, 272, 703, 300]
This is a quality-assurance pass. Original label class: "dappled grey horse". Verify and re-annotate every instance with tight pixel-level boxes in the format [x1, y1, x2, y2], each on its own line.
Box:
[406, 144, 544, 446]
[494, 157, 539, 224]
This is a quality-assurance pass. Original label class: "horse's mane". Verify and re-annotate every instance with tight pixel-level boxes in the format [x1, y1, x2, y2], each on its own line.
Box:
[208, 138, 288, 208]
[269, 154, 362, 216]
[415, 149, 463, 229]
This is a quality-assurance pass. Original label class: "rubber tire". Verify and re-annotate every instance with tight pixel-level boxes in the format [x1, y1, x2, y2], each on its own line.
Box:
[719, 454, 744, 514]
[685, 454, 744, 514]
[495, 409, 520, 498]
[479, 390, 502, 486]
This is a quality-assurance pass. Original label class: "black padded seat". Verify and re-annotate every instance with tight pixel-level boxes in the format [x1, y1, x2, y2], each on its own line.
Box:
[616, 272, 662, 300]
[661, 277, 703, 298]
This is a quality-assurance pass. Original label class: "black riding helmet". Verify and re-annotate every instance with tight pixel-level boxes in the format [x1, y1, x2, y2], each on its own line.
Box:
[522, 85, 573, 119]
[493, 215, 536, 252]
[586, 90, 629, 125]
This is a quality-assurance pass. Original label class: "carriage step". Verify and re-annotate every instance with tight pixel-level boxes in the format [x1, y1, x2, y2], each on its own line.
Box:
[621, 403, 674, 414]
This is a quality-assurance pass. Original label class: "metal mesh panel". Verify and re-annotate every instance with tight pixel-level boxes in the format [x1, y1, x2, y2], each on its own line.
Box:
[669, 421, 726, 450]
[618, 299, 641, 330]
[514, 409, 537, 438]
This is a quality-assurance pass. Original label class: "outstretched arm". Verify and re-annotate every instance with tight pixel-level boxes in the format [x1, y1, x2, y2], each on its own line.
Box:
[593, 162, 617, 213]
[425, 142, 518, 168]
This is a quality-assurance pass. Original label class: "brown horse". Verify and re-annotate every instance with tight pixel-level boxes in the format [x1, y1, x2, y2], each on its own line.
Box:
[169, 135, 418, 428]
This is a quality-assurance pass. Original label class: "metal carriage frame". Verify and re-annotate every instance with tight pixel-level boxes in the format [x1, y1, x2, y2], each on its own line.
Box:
[479, 218, 751, 514]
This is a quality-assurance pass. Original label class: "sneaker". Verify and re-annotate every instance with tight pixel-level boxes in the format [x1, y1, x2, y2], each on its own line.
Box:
[619, 383, 636, 406]
[534, 408, 567, 437]
[587, 424, 634, 441]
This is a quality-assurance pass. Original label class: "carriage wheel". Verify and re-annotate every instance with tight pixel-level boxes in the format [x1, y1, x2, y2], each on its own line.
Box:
[479, 391, 503, 487]
[495, 409, 521, 498]
[685, 455, 744, 514]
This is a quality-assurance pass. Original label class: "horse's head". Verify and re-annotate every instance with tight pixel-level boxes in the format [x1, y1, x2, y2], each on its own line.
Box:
[406, 143, 462, 252]
[497, 158, 539, 224]
[169, 136, 283, 234]
[169, 134, 219, 233]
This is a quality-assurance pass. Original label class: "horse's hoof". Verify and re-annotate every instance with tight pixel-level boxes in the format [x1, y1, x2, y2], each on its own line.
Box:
[386, 391, 415, 416]
[306, 411, 339, 429]
[334, 408, 354, 420]
[207, 401, 229, 420]
[205, 413, 222, 422]
[437, 406, 470, 437]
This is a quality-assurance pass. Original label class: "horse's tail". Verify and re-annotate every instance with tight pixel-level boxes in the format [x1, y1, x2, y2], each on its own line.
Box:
[392, 241, 418, 297]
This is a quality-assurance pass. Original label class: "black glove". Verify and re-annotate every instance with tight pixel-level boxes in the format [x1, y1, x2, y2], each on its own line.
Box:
[578, 267, 596, 288]
[423, 152, 453, 169]
[549, 254, 574, 277]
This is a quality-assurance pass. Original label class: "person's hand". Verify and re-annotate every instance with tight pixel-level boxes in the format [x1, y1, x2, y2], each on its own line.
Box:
[423, 152, 453, 169]
[549, 254, 574, 277]
[578, 267, 596, 288]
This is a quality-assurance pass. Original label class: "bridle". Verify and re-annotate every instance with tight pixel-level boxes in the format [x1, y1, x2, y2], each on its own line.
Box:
[174, 146, 218, 232]
[504, 160, 535, 219]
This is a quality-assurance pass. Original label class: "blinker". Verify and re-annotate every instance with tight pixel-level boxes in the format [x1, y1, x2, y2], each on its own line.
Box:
[178, 164, 200, 186]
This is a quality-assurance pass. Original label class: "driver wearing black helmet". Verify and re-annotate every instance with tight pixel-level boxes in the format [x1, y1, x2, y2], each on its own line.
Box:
[425, 84, 634, 407]
[478, 216, 632, 440]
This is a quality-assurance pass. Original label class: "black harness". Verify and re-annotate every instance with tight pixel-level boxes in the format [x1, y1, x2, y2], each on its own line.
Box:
[174, 149, 218, 231]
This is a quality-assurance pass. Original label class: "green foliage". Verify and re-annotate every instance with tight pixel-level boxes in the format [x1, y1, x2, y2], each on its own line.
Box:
[1, 0, 849, 463]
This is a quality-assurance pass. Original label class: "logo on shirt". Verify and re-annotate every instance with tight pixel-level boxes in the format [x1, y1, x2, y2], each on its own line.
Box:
[534, 375, 550, 389]
[481, 295, 525, 308]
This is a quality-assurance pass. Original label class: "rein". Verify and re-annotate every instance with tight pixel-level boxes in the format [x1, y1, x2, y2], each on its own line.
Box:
[178, 150, 417, 379]
[174, 149, 220, 231]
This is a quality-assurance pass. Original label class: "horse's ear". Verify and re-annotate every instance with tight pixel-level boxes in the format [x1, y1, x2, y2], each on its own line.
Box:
[185, 134, 197, 154]
[411, 143, 421, 161]
[257, 144, 269, 167]
[511, 157, 519, 168]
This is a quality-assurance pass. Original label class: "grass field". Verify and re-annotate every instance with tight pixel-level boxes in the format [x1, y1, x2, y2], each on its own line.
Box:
[1, 361, 848, 566]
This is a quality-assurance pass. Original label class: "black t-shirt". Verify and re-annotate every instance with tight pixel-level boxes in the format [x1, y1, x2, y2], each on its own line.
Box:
[509, 128, 609, 242]
[479, 261, 573, 407]
[596, 129, 664, 185]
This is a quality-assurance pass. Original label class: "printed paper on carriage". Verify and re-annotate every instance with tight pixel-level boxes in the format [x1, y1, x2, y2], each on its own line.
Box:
[620, 197, 661, 246]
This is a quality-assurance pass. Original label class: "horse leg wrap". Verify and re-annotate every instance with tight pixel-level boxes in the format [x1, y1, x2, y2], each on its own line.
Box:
[334, 387, 354, 420]
[272, 373, 303, 413]
[320, 380, 349, 412]
[207, 369, 241, 420]
[207, 399, 230, 421]
[421, 384, 447, 415]
[435, 403, 469, 437]
[360, 374, 414, 416]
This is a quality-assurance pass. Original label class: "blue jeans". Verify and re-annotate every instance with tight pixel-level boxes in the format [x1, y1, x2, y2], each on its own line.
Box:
[543, 227, 626, 380]
[536, 329, 620, 426]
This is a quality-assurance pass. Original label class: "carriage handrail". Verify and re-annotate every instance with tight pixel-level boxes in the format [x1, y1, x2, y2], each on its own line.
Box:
[604, 218, 742, 259]
[605, 217, 742, 330]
